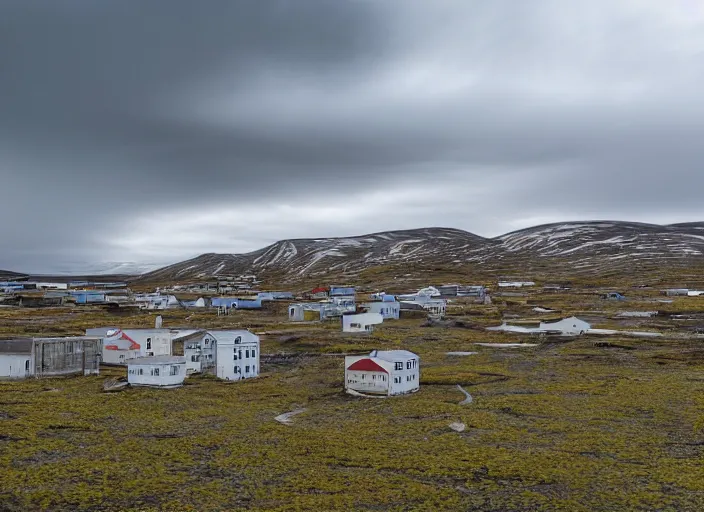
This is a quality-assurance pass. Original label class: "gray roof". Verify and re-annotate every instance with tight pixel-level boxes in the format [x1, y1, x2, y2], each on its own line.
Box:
[372, 350, 418, 362]
[0, 338, 33, 354]
[127, 356, 186, 365]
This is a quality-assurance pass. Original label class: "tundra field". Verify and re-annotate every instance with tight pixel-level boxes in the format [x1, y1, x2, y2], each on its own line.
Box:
[2, 286, 704, 511]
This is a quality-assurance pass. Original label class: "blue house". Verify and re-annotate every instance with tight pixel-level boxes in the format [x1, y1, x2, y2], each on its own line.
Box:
[73, 291, 106, 304]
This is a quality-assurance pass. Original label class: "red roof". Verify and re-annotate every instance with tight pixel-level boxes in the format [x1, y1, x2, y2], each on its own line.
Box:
[347, 358, 388, 373]
[104, 329, 140, 351]
[310, 287, 328, 294]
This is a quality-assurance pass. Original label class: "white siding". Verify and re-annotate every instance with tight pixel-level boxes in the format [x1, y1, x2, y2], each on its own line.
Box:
[344, 352, 420, 396]
[362, 302, 400, 320]
[213, 331, 260, 381]
[342, 313, 383, 333]
[127, 362, 186, 387]
[0, 354, 33, 378]
[345, 370, 389, 394]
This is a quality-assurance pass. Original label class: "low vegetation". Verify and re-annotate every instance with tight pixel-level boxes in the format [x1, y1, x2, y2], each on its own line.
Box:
[2, 284, 704, 511]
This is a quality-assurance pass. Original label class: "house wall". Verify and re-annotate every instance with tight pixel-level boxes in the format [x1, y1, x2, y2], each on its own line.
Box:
[0, 354, 33, 378]
[289, 305, 304, 321]
[345, 369, 389, 394]
[127, 363, 186, 387]
[342, 313, 383, 332]
[34, 339, 100, 377]
[387, 355, 420, 395]
[181, 333, 216, 374]
[102, 348, 139, 365]
[361, 302, 400, 320]
[215, 334, 260, 381]
[123, 330, 172, 357]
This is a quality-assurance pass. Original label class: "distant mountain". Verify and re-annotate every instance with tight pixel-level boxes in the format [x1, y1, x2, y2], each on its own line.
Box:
[0, 269, 28, 281]
[140, 228, 490, 283]
[138, 221, 704, 283]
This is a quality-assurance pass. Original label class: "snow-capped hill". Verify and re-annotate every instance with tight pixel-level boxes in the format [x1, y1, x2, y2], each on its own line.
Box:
[140, 228, 487, 282]
[138, 222, 704, 283]
[498, 221, 704, 259]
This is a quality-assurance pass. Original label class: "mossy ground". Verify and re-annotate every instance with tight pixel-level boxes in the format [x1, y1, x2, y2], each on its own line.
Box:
[2, 288, 704, 511]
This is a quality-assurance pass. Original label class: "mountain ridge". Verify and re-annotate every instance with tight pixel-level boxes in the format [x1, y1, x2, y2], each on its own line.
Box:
[136, 221, 704, 284]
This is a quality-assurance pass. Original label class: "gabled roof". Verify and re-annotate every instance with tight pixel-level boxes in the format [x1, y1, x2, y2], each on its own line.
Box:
[347, 358, 388, 373]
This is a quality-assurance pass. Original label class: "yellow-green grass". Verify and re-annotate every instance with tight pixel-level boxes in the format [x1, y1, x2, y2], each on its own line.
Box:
[2, 316, 704, 511]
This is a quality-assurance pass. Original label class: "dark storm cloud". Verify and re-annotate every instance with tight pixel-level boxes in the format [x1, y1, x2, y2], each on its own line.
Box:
[2, 1, 704, 272]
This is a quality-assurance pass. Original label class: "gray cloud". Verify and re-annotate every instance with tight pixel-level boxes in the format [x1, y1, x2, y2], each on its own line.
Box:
[2, 1, 704, 272]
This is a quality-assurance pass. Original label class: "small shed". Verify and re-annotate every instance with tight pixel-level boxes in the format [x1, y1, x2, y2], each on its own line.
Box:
[127, 356, 187, 388]
[288, 303, 323, 322]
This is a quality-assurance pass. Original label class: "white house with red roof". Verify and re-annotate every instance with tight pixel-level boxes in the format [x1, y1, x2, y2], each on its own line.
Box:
[344, 350, 420, 396]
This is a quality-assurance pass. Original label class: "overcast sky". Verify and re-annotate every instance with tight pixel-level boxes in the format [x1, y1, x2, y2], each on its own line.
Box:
[2, 1, 704, 273]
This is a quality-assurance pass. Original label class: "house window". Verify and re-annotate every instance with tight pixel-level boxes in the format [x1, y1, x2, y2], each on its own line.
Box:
[119, 354, 125, 360]
[146, 338, 152, 350]
[169, 366, 179, 376]
[252, 349, 256, 358]
[138, 368, 143, 375]
[205, 339, 210, 346]
[245, 365, 250, 374]
[238, 349, 242, 359]
[234, 352, 238, 360]
[245, 349, 250, 358]
[235, 336, 241, 344]
[350, 323, 361, 328]
[394, 376, 401, 384]
[406, 361, 412, 370]
[151, 367, 159, 376]
[394, 362, 403, 371]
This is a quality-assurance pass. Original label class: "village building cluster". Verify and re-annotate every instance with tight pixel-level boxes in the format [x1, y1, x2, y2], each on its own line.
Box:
[1, 276, 622, 396]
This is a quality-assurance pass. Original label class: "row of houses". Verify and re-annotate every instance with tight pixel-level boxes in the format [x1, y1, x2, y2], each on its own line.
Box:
[0, 334, 421, 397]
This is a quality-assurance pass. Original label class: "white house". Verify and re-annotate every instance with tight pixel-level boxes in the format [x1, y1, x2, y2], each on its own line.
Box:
[134, 293, 180, 310]
[212, 330, 260, 381]
[342, 312, 383, 333]
[99, 328, 141, 365]
[400, 296, 447, 318]
[34, 282, 69, 290]
[498, 281, 536, 288]
[361, 301, 400, 320]
[487, 316, 590, 336]
[539, 316, 591, 335]
[127, 356, 186, 388]
[397, 286, 440, 300]
[344, 350, 420, 396]
[87, 327, 205, 363]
